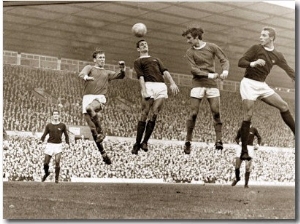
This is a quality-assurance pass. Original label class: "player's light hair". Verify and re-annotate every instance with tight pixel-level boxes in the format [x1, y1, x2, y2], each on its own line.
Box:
[136, 39, 146, 48]
[92, 50, 105, 59]
[182, 27, 204, 40]
[262, 27, 276, 41]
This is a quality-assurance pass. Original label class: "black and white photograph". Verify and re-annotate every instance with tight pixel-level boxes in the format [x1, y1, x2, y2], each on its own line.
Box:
[1, 0, 297, 220]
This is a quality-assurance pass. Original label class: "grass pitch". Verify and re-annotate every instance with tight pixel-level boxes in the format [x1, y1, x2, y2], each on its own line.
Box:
[3, 181, 295, 219]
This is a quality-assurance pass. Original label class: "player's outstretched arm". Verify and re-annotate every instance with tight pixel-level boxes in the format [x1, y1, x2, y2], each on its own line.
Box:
[163, 71, 179, 95]
[40, 124, 50, 143]
[63, 124, 70, 145]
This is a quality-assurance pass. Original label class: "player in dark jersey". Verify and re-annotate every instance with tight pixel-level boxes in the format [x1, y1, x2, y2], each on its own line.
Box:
[181, 27, 230, 154]
[39, 110, 69, 183]
[232, 125, 262, 188]
[132, 40, 179, 155]
[237, 27, 295, 161]
[79, 50, 126, 164]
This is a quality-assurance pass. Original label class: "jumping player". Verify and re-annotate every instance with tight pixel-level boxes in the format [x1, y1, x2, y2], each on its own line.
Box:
[181, 27, 230, 154]
[237, 27, 295, 160]
[232, 125, 262, 188]
[40, 110, 69, 183]
[132, 40, 179, 155]
[79, 50, 126, 164]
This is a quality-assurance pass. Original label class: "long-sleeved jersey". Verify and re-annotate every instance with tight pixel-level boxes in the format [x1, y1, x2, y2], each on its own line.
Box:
[79, 65, 125, 95]
[185, 42, 229, 88]
[238, 44, 295, 82]
[235, 126, 262, 146]
[41, 122, 69, 144]
[134, 56, 167, 82]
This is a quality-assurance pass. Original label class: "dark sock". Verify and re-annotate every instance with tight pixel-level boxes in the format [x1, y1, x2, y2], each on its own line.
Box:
[143, 120, 156, 143]
[92, 116, 103, 134]
[95, 142, 105, 155]
[44, 164, 49, 175]
[214, 122, 223, 142]
[136, 121, 146, 144]
[245, 171, 250, 185]
[84, 114, 98, 136]
[280, 110, 295, 135]
[235, 168, 240, 180]
[55, 167, 60, 180]
[186, 116, 197, 142]
[241, 121, 251, 154]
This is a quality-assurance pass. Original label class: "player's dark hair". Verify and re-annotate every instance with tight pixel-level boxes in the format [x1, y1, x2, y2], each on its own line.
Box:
[262, 27, 276, 41]
[136, 39, 146, 48]
[92, 50, 105, 59]
[52, 110, 59, 115]
[182, 27, 204, 40]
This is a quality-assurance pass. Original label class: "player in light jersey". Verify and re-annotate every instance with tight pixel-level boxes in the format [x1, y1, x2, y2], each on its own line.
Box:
[181, 27, 230, 154]
[79, 50, 126, 164]
[237, 27, 295, 161]
[232, 125, 261, 188]
[40, 110, 69, 183]
[132, 40, 179, 155]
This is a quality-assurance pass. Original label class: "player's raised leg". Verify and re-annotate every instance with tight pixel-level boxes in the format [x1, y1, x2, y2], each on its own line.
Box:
[184, 97, 201, 154]
[207, 96, 223, 150]
[141, 98, 164, 152]
[132, 98, 152, 155]
[261, 93, 295, 135]
[86, 99, 106, 143]
[240, 99, 254, 160]
[94, 141, 111, 165]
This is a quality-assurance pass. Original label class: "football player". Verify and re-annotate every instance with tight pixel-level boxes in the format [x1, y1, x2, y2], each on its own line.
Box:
[79, 50, 126, 164]
[132, 40, 179, 155]
[181, 27, 230, 154]
[232, 124, 262, 188]
[237, 27, 295, 161]
[39, 110, 69, 183]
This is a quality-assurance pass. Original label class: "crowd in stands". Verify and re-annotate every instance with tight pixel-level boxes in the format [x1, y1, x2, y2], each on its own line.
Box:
[3, 64, 295, 147]
[3, 136, 295, 183]
[3, 64, 295, 148]
[3, 64, 295, 183]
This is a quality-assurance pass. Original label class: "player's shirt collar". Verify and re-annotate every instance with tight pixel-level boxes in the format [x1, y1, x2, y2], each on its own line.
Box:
[93, 66, 104, 69]
[263, 46, 274, 51]
[140, 55, 151, 58]
[193, 42, 206, 50]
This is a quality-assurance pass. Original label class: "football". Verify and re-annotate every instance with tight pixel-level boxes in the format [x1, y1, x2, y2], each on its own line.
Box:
[132, 23, 147, 37]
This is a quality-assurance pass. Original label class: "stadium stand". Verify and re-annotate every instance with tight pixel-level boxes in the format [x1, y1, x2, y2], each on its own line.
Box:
[2, 136, 295, 183]
[3, 64, 295, 147]
[2, 59, 295, 184]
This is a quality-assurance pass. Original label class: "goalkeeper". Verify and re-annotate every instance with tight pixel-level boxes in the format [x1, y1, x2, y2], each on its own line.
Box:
[232, 124, 262, 188]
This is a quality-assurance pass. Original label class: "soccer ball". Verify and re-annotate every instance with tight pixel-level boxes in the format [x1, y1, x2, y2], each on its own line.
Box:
[132, 23, 147, 37]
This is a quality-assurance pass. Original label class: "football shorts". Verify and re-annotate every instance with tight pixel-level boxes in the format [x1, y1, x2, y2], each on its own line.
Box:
[143, 82, 168, 100]
[235, 145, 255, 158]
[82, 94, 107, 113]
[45, 143, 62, 156]
[240, 78, 275, 101]
[190, 87, 220, 99]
